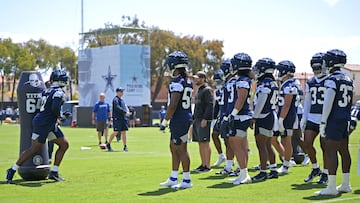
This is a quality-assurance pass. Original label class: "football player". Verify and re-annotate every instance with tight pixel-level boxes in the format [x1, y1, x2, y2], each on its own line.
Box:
[216, 60, 237, 175]
[227, 52, 253, 185]
[316, 49, 353, 195]
[349, 100, 360, 135]
[251, 58, 279, 181]
[275, 60, 298, 174]
[301, 53, 329, 184]
[159, 51, 193, 189]
[6, 70, 70, 183]
[211, 68, 227, 167]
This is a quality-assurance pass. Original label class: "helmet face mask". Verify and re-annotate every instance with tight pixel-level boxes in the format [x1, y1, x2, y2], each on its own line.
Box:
[356, 100, 360, 108]
[310, 52, 327, 78]
[213, 69, 225, 88]
[219, 59, 232, 78]
[230, 53, 252, 75]
[165, 51, 189, 78]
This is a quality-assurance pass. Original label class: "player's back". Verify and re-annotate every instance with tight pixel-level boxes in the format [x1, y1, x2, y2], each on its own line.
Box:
[325, 71, 353, 120]
[278, 78, 298, 116]
[169, 75, 193, 121]
[255, 77, 278, 115]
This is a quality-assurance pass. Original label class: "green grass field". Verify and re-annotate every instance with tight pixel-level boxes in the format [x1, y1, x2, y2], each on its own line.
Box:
[0, 123, 359, 203]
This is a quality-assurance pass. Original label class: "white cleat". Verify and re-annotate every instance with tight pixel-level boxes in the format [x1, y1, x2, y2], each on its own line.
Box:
[336, 184, 352, 193]
[160, 178, 178, 187]
[233, 174, 252, 185]
[171, 181, 192, 189]
[301, 155, 310, 166]
[213, 154, 226, 167]
[315, 187, 339, 196]
[289, 160, 296, 167]
[277, 165, 289, 174]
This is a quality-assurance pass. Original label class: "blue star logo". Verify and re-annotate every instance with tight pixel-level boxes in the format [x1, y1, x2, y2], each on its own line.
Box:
[102, 66, 117, 92]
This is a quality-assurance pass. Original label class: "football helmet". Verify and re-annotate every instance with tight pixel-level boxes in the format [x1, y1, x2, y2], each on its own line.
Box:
[220, 59, 232, 78]
[213, 69, 225, 88]
[323, 49, 346, 73]
[310, 52, 326, 77]
[230, 52, 252, 74]
[356, 100, 360, 108]
[50, 69, 68, 87]
[166, 51, 189, 77]
[275, 60, 296, 81]
[253, 57, 275, 80]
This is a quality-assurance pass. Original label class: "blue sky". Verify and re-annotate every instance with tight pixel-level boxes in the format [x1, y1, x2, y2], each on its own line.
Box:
[1, 0, 359, 73]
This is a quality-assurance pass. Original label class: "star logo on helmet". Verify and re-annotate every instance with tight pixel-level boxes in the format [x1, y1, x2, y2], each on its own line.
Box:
[102, 66, 117, 93]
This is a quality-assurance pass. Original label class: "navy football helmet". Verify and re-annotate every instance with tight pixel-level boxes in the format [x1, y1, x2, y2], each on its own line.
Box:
[275, 60, 296, 81]
[166, 51, 189, 77]
[220, 59, 232, 78]
[213, 69, 225, 88]
[253, 57, 275, 80]
[323, 49, 346, 73]
[310, 52, 326, 77]
[230, 53, 252, 74]
[50, 69, 68, 87]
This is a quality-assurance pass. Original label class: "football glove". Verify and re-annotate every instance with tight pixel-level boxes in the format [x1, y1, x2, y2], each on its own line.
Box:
[319, 122, 326, 138]
[278, 118, 285, 133]
[160, 119, 168, 131]
[300, 118, 306, 132]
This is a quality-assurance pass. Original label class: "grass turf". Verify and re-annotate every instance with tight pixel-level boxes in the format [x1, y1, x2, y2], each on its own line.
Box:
[0, 124, 359, 203]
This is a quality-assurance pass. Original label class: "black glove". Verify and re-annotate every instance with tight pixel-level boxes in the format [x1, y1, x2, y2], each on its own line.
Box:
[228, 115, 235, 129]
[63, 111, 71, 118]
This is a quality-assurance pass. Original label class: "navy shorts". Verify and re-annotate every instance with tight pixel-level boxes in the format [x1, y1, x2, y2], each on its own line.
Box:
[229, 119, 251, 137]
[113, 118, 129, 132]
[325, 119, 349, 141]
[220, 119, 230, 139]
[255, 112, 275, 137]
[32, 122, 64, 144]
[305, 120, 319, 133]
[169, 120, 192, 145]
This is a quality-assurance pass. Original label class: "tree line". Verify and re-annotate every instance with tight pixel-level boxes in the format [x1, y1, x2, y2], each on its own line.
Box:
[1, 15, 226, 103]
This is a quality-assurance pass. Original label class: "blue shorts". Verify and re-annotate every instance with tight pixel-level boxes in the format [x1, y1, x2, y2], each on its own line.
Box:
[229, 119, 251, 137]
[255, 112, 274, 137]
[283, 113, 296, 129]
[113, 118, 129, 132]
[305, 120, 319, 133]
[32, 122, 64, 144]
[325, 119, 349, 141]
[169, 120, 192, 145]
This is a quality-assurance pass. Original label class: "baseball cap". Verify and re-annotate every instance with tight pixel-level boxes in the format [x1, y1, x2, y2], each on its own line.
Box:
[116, 87, 125, 92]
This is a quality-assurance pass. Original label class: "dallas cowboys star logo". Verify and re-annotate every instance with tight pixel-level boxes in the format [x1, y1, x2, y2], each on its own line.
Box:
[102, 66, 117, 92]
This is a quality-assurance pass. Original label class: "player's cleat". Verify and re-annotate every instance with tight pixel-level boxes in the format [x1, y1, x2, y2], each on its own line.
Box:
[253, 163, 270, 170]
[267, 170, 279, 179]
[233, 174, 252, 185]
[48, 171, 65, 181]
[315, 187, 338, 196]
[304, 168, 321, 182]
[197, 166, 211, 173]
[171, 179, 192, 189]
[336, 184, 352, 193]
[215, 168, 232, 175]
[277, 165, 289, 174]
[123, 146, 128, 152]
[301, 154, 310, 166]
[160, 177, 178, 187]
[106, 143, 113, 152]
[252, 172, 267, 182]
[289, 159, 296, 167]
[6, 168, 16, 184]
[229, 167, 240, 176]
[317, 173, 328, 184]
[213, 154, 226, 167]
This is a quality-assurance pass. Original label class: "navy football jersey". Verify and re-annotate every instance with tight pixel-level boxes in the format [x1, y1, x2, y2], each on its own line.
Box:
[351, 106, 360, 120]
[227, 75, 252, 117]
[306, 76, 328, 114]
[33, 86, 66, 125]
[324, 70, 353, 121]
[225, 77, 237, 115]
[278, 78, 298, 118]
[254, 77, 278, 116]
[168, 75, 193, 121]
